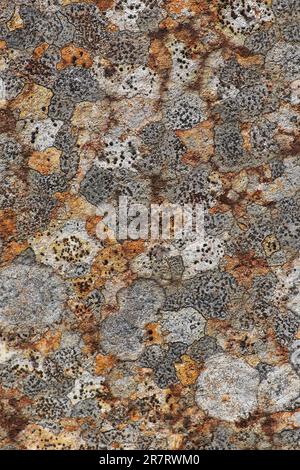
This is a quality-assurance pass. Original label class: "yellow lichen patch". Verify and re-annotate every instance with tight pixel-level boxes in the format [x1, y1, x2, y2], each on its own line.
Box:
[95, 353, 116, 375]
[61, 0, 84, 4]
[11, 83, 53, 119]
[7, 7, 24, 31]
[33, 330, 62, 356]
[175, 355, 199, 385]
[57, 44, 93, 70]
[19, 425, 81, 450]
[236, 53, 264, 67]
[28, 147, 62, 175]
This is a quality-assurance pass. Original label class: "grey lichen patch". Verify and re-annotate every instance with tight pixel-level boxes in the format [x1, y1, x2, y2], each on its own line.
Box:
[0, 264, 68, 330]
[196, 354, 260, 422]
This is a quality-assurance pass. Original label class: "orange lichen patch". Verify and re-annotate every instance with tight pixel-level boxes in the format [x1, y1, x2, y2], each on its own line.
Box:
[122, 239, 145, 260]
[241, 123, 252, 152]
[149, 38, 172, 71]
[106, 22, 119, 32]
[175, 355, 199, 386]
[95, 353, 116, 375]
[159, 17, 178, 31]
[86, 215, 103, 238]
[72, 274, 95, 297]
[95, 0, 115, 10]
[7, 7, 24, 31]
[144, 322, 163, 345]
[11, 83, 53, 119]
[0, 240, 28, 267]
[33, 43, 49, 60]
[178, 120, 214, 164]
[91, 244, 128, 283]
[164, 0, 207, 15]
[28, 147, 62, 175]
[224, 252, 270, 288]
[33, 330, 62, 356]
[57, 44, 93, 70]
[0, 209, 16, 240]
[0, 40, 6, 49]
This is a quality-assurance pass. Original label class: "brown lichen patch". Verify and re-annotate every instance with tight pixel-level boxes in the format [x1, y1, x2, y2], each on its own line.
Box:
[28, 147, 61, 175]
[11, 83, 53, 120]
[33, 330, 62, 356]
[95, 353, 116, 375]
[57, 44, 93, 70]
[175, 355, 199, 385]
[0, 385, 31, 441]
[0, 108, 16, 134]
[224, 252, 270, 288]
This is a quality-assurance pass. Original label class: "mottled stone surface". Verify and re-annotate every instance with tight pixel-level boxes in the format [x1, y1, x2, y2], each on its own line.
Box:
[0, 0, 299, 451]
